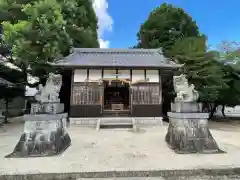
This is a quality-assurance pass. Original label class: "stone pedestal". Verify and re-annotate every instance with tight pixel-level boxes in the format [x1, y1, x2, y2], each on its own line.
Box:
[5, 113, 71, 158]
[171, 102, 202, 113]
[165, 103, 224, 154]
[5, 73, 72, 158]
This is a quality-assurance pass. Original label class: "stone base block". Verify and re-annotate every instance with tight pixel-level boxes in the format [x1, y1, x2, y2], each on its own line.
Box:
[70, 117, 163, 128]
[165, 112, 224, 154]
[70, 118, 98, 127]
[5, 114, 71, 158]
[31, 103, 64, 114]
[135, 117, 163, 126]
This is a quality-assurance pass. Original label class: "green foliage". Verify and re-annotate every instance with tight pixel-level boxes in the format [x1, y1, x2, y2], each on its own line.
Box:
[216, 65, 240, 107]
[135, 2, 240, 115]
[0, 0, 99, 83]
[0, 0, 27, 23]
[214, 41, 240, 107]
[136, 3, 200, 55]
[216, 41, 240, 71]
[171, 36, 207, 57]
[0, 0, 99, 107]
[3, 0, 72, 65]
[171, 37, 228, 103]
[58, 0, 99, 50]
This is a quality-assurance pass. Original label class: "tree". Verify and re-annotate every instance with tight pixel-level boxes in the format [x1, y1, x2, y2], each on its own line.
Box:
[0, 0, 99, 83]
[215, 65, 240, 117]
[0, 0, 30, 23]
[2, 0, 72, 84]
[58, 0, 99, 50]
[171, 37, 229, 118]
[136, 3, 200, 56]
[216, 40, 240, 71]
[212, 41, 240, 117]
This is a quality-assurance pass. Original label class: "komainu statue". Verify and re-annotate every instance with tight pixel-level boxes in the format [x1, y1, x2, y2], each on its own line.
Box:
[165, 74, 224, 154]
[173, 74, 199, 102]
[5, 73, 71, 158]
[35, 73, 62, 103]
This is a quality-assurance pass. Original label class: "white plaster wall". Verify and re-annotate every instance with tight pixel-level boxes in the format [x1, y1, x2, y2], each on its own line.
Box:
[118, 69, 130, 79]
[89, 69, 102, 81]
[103, 69, 117, 79]
[132, 70, 145, 83]
[146, 70, 159, 82]
[216, 105, 240, 117]
[74, 69, 87, 82]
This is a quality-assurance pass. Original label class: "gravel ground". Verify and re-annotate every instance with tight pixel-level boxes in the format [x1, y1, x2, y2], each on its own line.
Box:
[0, 117, 240, 176]
[77, 175, 240, 180]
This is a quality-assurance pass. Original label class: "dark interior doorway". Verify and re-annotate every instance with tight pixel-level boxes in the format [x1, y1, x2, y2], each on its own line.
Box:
[59, 70, 72, 117]
[103, 80, 130, 110]
[162, 74, 174, 121]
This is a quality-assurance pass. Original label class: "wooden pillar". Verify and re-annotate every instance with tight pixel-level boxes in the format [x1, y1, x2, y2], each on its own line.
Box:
[159, 69, 162, 104]
[70, 69, 74, 106]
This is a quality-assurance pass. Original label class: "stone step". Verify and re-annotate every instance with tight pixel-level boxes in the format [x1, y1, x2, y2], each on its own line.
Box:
[102, 110, 130, 117]
[96, 118, 134, 130]
[100, 119, 133, 125]
[100, 122, 133, 126]
[103, 114, 130, 117]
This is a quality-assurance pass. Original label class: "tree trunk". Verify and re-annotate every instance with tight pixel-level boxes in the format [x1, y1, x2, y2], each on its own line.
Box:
[202, 103, 210, 113]
[209, 104, 218, 120]
[4, 97, 9, 124]
[221, 105, 226, 118]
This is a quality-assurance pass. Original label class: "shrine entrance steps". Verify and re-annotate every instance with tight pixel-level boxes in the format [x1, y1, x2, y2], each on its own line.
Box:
[96, 117, 134, 130]
[102, 109, 131, 117]
[69, 117, 163, 129]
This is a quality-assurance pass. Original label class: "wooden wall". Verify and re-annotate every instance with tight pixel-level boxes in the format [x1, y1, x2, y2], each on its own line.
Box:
[70, 68, 163, 117]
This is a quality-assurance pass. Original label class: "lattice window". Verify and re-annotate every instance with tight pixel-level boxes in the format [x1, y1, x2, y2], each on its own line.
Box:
[132, 83, 161, 105]
[72, 83, 102, 105]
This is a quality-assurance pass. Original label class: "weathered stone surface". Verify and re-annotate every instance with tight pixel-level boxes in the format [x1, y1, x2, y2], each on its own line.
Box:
[166, 112, 224, 154]
[5, 73, 71, 158]
[171, 102, 202, 113]
[166, 74, 223, 154]
[31, 103, 64, 114]
[35, 73, 62, 103]
[5, 113, 71, 158]
[173, 74, 199, 103]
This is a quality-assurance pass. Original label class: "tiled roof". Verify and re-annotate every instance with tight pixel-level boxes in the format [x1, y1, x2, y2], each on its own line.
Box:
[0, 77, 14, 87]
[52, 48, 180, 68]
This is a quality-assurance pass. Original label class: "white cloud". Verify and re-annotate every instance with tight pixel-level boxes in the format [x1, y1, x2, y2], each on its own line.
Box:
[99, 39, 110, 48]
[92, 0, 113, 48]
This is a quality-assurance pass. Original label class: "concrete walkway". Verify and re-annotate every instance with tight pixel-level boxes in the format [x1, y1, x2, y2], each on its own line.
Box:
[0, 118, 240, 177]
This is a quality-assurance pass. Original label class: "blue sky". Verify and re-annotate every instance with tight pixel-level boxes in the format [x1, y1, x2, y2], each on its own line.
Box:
[99, 0, 240, 49]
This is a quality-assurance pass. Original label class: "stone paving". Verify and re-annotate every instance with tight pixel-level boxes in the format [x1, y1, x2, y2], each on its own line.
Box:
[0, 117, 240, 177]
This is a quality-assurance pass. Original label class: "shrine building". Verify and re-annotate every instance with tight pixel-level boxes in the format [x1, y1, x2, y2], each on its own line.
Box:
[51, 48, 180, 118]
